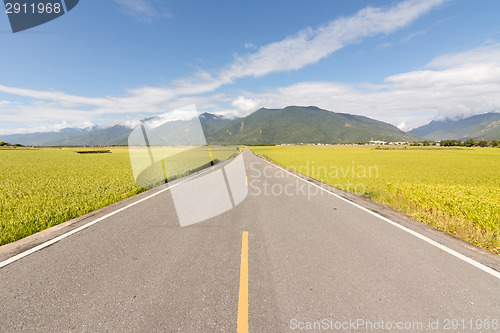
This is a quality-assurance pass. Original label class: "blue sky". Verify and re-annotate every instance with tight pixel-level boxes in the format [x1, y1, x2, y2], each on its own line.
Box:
[1, 0, 500, 134]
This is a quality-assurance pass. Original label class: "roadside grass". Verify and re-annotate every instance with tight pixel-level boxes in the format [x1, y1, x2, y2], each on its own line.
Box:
[250, 145, 500, 254]
[0, 146, 239, 246]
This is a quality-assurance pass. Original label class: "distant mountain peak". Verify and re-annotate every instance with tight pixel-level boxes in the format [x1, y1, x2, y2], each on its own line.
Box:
[199, 112, 223, 120]
[207, 105, 419, 144]
[410, 112, 500, 140]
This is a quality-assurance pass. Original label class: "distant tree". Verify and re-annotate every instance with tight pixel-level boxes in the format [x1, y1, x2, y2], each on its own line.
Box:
[0, 142, 7, 146]
[492, 140, 499, 147]
[478, 140, 488, 147]
[440, 139, 456, 147]
[464, 139, 475, 147]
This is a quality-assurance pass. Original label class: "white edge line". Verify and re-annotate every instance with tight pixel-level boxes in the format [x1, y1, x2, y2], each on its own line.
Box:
[260, 158, 500, 280]
[0, 160, 225, 270]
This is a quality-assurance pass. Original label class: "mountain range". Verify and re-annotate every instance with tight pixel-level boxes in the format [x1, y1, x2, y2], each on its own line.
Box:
[0, 125, 133, 147]
[1, 107, 498, 146]
[0, 106, 418, 146]
[409, 112, 500, 141]
[207, 106, 417, 144]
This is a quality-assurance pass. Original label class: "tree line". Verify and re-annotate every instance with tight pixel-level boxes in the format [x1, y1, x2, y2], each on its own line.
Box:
[416, 139, 500, 147]
[0, 142, 24, 147]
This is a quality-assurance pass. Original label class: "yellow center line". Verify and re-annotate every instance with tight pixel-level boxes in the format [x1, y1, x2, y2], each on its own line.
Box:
[237, 231, 249, 333]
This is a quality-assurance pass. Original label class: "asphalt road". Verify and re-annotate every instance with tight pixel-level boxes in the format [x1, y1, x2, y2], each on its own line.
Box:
[0, 148, 499, 332]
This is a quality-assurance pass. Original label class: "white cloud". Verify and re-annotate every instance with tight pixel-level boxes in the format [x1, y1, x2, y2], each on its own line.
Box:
[0, 121, 94, 135]
[0, 85, 109, 107]
[397, 121, 408, 130]
[144, 105, 199, 129]
[231, 96, 260, 115]
[114, 0, 171, 23]
[121, 120, 142, 129]
[220, 0, 447, 80]
[426, 43, 500, 69]
[244, 42, 257, 50]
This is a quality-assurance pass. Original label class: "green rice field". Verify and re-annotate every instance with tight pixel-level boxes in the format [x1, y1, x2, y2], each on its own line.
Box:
[250, 145, 500, 254]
